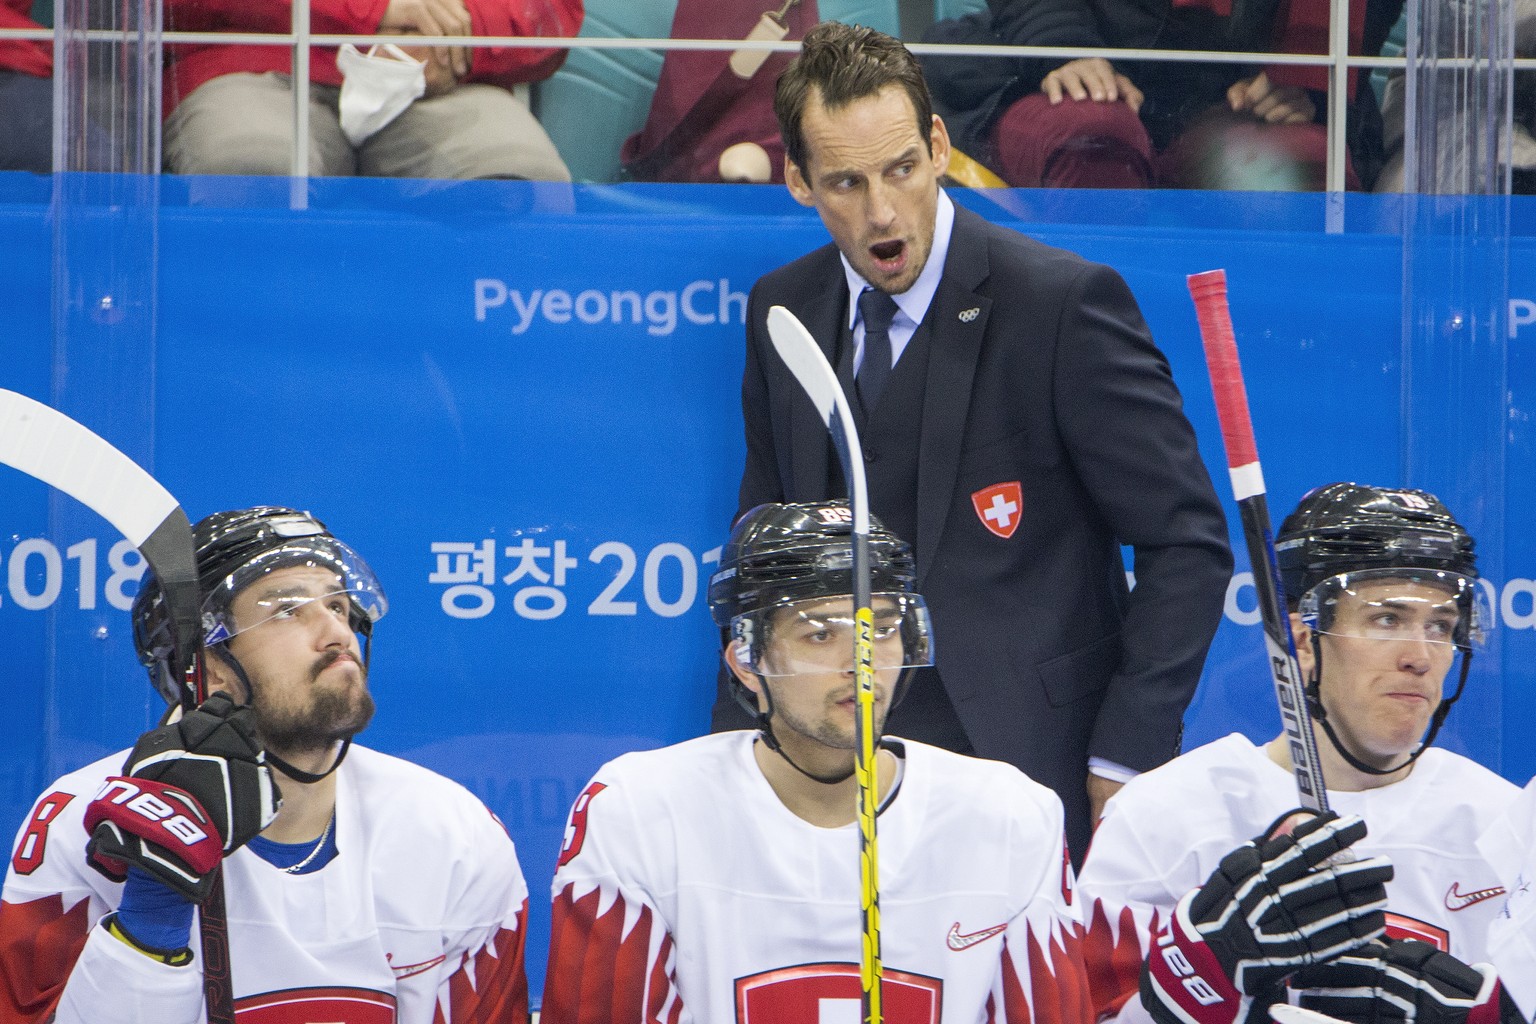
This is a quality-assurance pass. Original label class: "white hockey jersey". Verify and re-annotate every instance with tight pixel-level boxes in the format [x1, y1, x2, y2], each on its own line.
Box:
[1077, 734, 1518, 1022]
[542, 732, 1091, 1024]
[1, 744, 530, 1024]
[1479, 775, 1536, 1020]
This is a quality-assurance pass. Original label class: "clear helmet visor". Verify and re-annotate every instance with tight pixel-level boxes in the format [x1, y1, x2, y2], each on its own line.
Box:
[201, 538, 388, 647]
[1299, 568, 1487, 650]
[731, 593, 934, 678]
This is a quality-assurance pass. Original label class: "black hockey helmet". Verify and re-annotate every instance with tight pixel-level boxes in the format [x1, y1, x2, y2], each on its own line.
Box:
[708, 500, 932, 700]
[709, 500, 920, 626]
[132, 507, 387, 705]
[1275, 482, 1482, 775]
[1276, 482, 1477, 606]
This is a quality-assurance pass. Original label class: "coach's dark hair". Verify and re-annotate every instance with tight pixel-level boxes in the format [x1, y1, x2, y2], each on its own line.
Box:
[775, 21, 934, 174]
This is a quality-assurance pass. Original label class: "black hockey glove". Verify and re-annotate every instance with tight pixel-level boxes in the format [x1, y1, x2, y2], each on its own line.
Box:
[84, 692, 281, 903]
[1290, 940, 1521, 1024]
[1140, 811, 1393, 1024]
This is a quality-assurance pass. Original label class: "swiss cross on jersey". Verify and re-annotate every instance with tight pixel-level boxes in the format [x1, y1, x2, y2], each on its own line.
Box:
[971, 482, 1023, 539]
[735, 964, 943, 1023]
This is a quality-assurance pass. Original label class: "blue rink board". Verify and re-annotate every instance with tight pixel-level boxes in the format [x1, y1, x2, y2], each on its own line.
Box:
[2, 176, 1535, 1000]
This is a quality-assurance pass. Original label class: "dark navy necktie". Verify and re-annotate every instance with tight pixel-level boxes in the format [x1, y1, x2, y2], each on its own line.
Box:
[857, 288, 898, 411]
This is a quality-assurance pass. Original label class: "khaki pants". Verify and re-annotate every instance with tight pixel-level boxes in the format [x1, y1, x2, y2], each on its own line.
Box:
[165, 72, 571, 181]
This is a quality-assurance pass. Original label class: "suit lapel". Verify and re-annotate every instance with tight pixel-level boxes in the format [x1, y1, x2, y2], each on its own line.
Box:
[916, 205, 992, 580]
[785, 249, 848, 500]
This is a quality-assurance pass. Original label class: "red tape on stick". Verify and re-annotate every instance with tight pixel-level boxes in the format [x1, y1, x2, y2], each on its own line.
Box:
[1186, 270, 1327, 811]
[1188, 270, 1258, 471]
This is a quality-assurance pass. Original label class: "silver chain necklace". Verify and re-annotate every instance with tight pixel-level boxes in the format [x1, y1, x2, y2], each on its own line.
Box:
[284, 813, 335, 874]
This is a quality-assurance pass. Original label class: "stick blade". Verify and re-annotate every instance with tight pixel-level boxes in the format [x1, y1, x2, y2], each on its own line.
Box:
[0, 389, 178, 546]
[766, 305, 842, 429]
[764, 305, 870, 533]
[0, 388, 201, 678]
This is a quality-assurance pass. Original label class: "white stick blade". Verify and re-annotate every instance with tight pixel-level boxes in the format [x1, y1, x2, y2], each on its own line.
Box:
[764, 306, 871, 532]
[0, 388, 178, 547]
[766, 305, 842, 428]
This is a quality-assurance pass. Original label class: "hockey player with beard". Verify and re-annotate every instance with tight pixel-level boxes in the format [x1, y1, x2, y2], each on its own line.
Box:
[0, 507, 531, 1023]
[1078, 483, 1522, 1024]
[543, 500, 1095, 1023]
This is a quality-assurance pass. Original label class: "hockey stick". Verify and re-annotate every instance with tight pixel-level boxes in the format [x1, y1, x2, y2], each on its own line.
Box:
[0, 388, 237, 1024]
[765, 305, 884, 1024]
[1186, 273, 1329, 814]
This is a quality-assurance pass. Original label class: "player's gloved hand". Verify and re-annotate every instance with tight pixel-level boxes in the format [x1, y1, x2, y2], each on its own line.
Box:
[1289, 939, 1522, 1024]
[83, 692, 281, 903]
[1140, 811, 1393, 1024]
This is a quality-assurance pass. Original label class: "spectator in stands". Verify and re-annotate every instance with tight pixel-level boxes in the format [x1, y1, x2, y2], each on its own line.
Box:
[1373, 0, 1536, 193]
[923, 0, 1404, 190]
[162, 0, 582, 180]
[1519, 2, 1536, 195]
[1, 0, 54, 173]
[619, 0, 816, 184]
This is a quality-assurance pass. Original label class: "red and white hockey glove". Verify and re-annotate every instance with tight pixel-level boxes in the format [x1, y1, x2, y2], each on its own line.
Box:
[84, 692, 281, 903]
[1290, 940, 1522, 1024]
[1140, 811, 1393, 1024]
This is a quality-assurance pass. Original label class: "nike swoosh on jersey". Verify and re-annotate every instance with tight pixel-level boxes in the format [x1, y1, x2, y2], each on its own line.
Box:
[946, 921, 1007, 951]
[389, 954, 447, 978]
[1444, 882, 1507, 912]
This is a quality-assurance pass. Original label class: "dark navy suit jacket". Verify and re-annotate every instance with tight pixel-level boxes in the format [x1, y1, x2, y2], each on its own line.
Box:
[715, 201, 1233, 856]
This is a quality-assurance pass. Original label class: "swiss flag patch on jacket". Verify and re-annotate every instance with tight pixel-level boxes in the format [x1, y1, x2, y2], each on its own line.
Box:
[971, 482, 1023, 539]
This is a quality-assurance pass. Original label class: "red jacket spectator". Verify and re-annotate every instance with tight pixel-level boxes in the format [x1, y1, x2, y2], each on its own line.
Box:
[1, 0, 51, 78]
[162, 0, 582, 117]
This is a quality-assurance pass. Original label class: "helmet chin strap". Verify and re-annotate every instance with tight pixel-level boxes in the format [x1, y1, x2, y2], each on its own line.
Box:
[750, 675, 859, 786]
[1305, 631, 1472, 778]
[209, 645, 353, 785]
[266, 738, 352, 786]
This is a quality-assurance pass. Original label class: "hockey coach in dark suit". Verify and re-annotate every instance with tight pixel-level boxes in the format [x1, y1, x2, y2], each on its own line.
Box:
[711, 21, 1233, 860]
